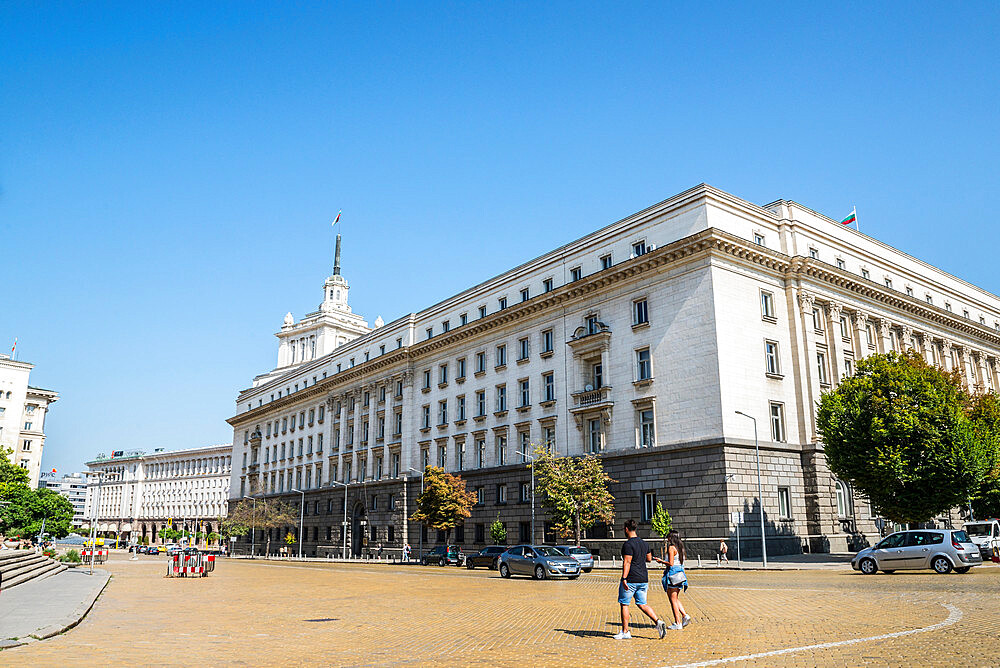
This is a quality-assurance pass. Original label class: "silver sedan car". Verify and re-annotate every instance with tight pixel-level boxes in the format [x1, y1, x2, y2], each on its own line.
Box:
[499, 545, 582, 580]
[851, 529, 981, 575]
[553, 545, 594, 572]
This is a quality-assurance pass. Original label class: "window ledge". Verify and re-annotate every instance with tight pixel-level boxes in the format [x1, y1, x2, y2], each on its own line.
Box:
[456, 377, 466, 385]
[454, 419, 467, 427]
[766, 372, 784, 380]
[421, 387, 431, 394]
[516, 404, 532, 413]
[437, 423, 449, 430]
[419, 427, 431, 434]
[516, 358, 529, 365]
[474, 370, 486, 378]
[494, 410, 508, 419]
[632, 321, 650, 331]
[438, 382, 448, 389]
[473, 414, 487, 423]
[762, 315, 777, 324]
[539, 400, 557, 408]
[495, 364, 507, 372]
[633, 378, 654, 389]
[540, 350, 554, 359]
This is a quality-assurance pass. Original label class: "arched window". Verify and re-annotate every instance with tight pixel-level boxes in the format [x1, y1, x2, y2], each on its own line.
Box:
[835, 480, 851, 517]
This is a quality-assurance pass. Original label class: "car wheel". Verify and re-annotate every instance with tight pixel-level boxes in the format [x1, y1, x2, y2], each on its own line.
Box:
[882, 570, 895, 574]
[534, 565, 546, 580]
[955, 566, 971, 574]
[499, 563, 510, 578]
[491, 558, 498, 570]
[569, 574, 580, 580]
[932, 556, 953, 574]
[466, 560, 475, 570]
[859, 558, 878, 575]
[583, 568, 592, 573]
[439, 557, 447, 567]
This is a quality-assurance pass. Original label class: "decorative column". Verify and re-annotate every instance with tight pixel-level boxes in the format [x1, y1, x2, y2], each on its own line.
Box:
[399, 368, 417, 474]
[797, 291, 821, 441]
[942, 340, 954, 372]
[878, 318, 893, 354]
[366, 382, 379, 480]
[853, 310, 870, 360]
[900, 325, 914, 352]
[975, 351, 989, 394]
[351, 389, 362, 482]
[826, 302, 845, 383]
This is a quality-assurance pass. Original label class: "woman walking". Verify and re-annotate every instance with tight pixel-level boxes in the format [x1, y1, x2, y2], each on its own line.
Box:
[653, 530, 691, 630]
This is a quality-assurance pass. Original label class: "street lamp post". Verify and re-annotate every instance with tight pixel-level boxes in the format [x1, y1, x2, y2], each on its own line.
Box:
[290, 489, 305, 559]
[515, 451, 536, 545]
[330, 481, 349, 559]
[242, 495, 256, 557]
[407, 467, 425, 562]
[735, 411, 767, 568]
[86, 470, 114, 576]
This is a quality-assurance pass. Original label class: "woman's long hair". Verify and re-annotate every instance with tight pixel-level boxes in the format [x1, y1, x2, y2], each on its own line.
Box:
[667, 530, 685, 564]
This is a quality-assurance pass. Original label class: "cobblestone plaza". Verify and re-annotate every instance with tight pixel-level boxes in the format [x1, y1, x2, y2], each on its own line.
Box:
[8, 554, 1000, 666]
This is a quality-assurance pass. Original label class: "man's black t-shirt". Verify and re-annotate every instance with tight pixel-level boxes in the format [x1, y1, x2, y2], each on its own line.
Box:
[621, 536, 649, 583]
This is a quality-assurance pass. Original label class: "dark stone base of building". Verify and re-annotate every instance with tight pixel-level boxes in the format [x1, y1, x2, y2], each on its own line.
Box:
[231, 441, 889, 560]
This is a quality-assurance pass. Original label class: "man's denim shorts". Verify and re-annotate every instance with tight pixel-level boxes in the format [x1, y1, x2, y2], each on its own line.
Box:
[618, 581, 648, 605]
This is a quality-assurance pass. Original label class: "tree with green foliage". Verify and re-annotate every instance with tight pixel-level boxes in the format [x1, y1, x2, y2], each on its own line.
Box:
[410, 466, 476, 543]
[207, 531, 222, 545]
[284, 531, 297, 545]
[817, 351, 990, 524]
[0, 448, 74, 539]
[650, 502, 673, 557]
[489, 515, 507, 545]
[969, 392, 1000, 519]
[531, 446, 616, 545]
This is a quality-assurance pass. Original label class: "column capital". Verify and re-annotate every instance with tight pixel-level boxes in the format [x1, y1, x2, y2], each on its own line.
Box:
[878, 318, 892, 337]
[826, 301, 844, 317]
[853, 309, 870, 324]
[797, 291, 816, 312]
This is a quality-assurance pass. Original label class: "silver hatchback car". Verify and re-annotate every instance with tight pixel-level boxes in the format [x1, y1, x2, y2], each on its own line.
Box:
[553, 545, 595, 573]
[852, 529, 982, 575]
[499, 545, 581, 580]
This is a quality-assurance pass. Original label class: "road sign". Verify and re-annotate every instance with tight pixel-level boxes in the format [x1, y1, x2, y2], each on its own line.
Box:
[731, 511, 744, 525]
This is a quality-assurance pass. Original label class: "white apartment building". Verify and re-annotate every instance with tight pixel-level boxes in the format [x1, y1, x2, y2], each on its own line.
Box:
[0, 354, 58, 488]
[84, 444, 232, 544]
[227, 184, 1000, 558]
[39, 472, 89, 528]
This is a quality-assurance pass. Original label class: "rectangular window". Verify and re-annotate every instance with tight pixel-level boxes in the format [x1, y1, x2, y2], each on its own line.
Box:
[457, 358, 466, 379]
[317, 432, 324, 453]
[442, 319, 450, 333]
[457, 395, 466, 421]
[639, 409, 655, 447]
[926, 294, 933, 305]
[544, 426, 555, 452]
[391, 453, 400, 477]
[836, 258, 845, 270]
[477, 440, 486, 468]
[592, 363, 603, 389]
[632, 240, 647, 256]
[496, 436, 507, 466]
[496, 385, 507, 412]
[778, 487, 791, 519]
[476, 391, 486, 417]
[476, 487, 485, 506]
[817, 352, 829, 384]
[761, 290, 775, 319]
[394, 411, 402, 435]
[520, 288, 530, 302]
[476, 351, 486, 373]
[543, 278, 554, 293]
[641, 491, 656, 522]
[496, 344, 507, 367]
[479, 305, 487, 319]
[600, 254, 612, 270]
[422, 405, 431, 429]
[439, 364, 448, 385]
[812, 308, 824, 331]
[520, 482, 531, 503]
[460, 313, 468, 326]
[395, 380, 403, 397]
[765, 341, 780, 375]
[498, 297, 507, 310]
[438, 445, 446, 468]
[885, 278, 893, 289]
[456, 442, 465, 471]
[635, 348, 652, 381]
[541, 329, 554, 354]
[497, 484, 507, 504]
[519, 431, 530, 462]
[588, 418, 602, 453]
[518, 337, 530, 361]
[769, 402, 785, 442]
[861, 269, 870, 280]
[543, 372, 555, 402]
[519, 379, 530, 407]
[633, 298, 649, 326]
[439, 400, 448, 425]
[839, 316, 850, 339]
[426, 327, 433, 339]
[570, 266, 582, 281]
[753, 233, 765, 246]
[809, 247, 819, 259]
[844, 358, 853, 377]
[423, 369, 431, 389]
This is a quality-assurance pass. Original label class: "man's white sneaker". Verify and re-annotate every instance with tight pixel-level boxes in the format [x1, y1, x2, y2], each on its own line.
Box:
[682, 615, 692, 628]
[667, 623, 683, 631]
[613, 631, 632, 640]
[656, 620, 667, 639]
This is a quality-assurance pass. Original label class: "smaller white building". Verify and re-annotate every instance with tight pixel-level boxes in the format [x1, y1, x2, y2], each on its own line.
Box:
[0, 354, 58, 488]
[84, 444, 232, 544]
[39, 472, 88, 528]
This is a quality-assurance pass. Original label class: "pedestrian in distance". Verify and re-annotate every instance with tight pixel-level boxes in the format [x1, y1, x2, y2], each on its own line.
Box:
[403, 543, 411, 562]
[719, 539, 729, 564]
[614, 518, 667, 640]
[653, 530, 691, 630]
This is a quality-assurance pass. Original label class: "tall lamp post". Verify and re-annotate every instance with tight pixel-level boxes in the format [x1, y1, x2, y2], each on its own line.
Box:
[330, 481, 349, 559]
[242, 495, 257, 557]
[735, 411, 767, 568]
[407, 467, 425, 562]
[290, 488, 305, 559]
[515, 450, 536, 545]
[86, 470, 115, 576]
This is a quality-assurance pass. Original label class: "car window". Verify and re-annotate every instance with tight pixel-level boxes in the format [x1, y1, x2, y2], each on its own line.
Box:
[507, 546, 523, 556]
[964, 523, 992, 537]
[905, 532, 932, 546]
[569, 547, 590, 555]
[534, 546, 562, 557]
[928, 533, 944, 544]
[877, 533, 906, 549]
[952, 531, 971, 544]
[489, 547, 505, 554]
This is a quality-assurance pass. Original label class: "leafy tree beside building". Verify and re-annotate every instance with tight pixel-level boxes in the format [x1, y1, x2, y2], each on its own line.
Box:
[531, 447, 615, 545]
[410, 466, 476, 544]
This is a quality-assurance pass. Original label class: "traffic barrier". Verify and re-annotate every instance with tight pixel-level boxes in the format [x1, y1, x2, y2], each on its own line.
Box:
[165, 553, 213, 578]
[81, 549, 109, 564]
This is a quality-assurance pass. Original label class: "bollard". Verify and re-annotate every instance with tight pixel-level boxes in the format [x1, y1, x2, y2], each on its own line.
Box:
[698, 554, 702, 567]
[717, 554, 720, 566]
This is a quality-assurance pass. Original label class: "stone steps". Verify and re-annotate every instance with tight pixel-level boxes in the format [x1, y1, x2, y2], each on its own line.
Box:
[0, 550, 68, 589]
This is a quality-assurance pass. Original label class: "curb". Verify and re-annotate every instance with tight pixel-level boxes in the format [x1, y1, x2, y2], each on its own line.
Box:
[0, 570, 111, 650]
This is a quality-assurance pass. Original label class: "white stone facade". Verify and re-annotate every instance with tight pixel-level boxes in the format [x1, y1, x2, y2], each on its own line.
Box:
[0, 354, 58, 488]
[227, 185, 1000, 557]
[84, 444, 232, 543]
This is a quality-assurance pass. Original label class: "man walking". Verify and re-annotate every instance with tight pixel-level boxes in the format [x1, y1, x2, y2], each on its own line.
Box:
[615, 519, 666, 640]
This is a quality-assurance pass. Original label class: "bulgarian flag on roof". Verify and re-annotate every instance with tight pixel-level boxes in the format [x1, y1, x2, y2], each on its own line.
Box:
[840, 208, 857, 226]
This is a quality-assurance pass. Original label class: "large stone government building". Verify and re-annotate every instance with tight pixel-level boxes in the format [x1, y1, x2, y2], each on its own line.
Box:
[0, 353, 58, 488]
[227, 185, 1000, 558]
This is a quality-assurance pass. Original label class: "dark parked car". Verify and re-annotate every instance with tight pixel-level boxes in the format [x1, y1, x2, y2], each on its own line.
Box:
[183, 547, 200, 556]
[422, 545, 465, 566]
[466, 546, 508, 570]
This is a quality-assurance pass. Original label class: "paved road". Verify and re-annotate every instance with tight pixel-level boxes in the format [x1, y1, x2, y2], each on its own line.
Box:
[0, 568, 110, 646]
[6, 554, 999, 666]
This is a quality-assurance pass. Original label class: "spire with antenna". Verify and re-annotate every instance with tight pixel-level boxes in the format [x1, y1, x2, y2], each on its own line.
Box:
[333, 234, 342, 276]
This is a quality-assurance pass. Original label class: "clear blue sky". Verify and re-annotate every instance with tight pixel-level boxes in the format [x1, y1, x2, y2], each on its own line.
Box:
[2, 3, 998, 477]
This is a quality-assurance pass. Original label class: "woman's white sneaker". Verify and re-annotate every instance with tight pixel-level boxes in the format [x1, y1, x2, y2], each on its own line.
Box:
[667, 623, 683, 631]
[613, 631, 632, 640]
[682, 615, 692, 628]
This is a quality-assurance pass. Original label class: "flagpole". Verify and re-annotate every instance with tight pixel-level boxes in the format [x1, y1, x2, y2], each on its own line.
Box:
[853, 206, 859, 233]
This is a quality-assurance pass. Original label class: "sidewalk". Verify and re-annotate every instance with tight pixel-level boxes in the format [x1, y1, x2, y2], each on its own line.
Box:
[0, 567, 111, 649]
